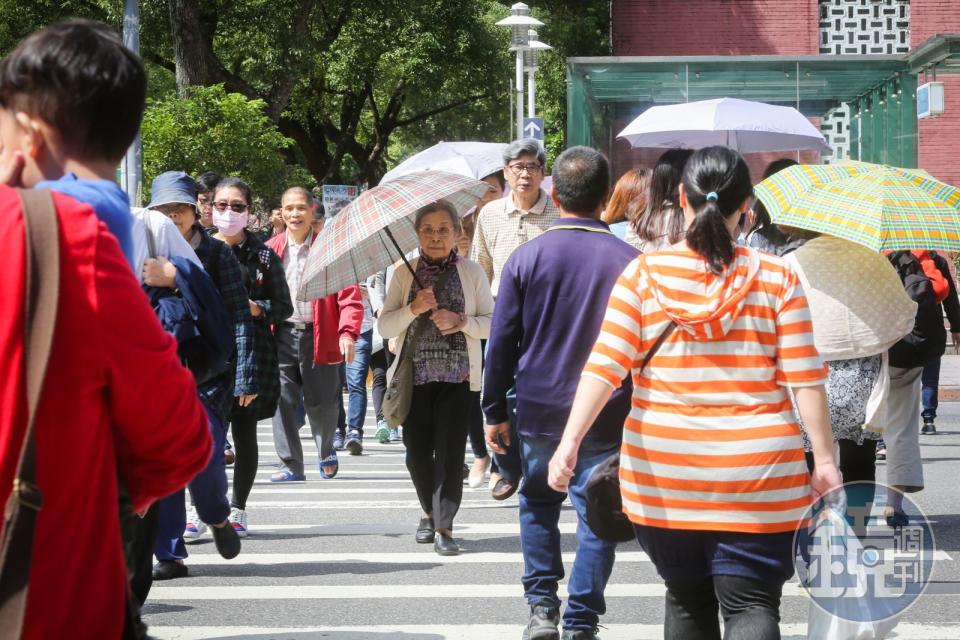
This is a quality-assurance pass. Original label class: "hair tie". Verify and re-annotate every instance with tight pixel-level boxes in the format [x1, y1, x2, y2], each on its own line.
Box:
[705, 191, 719, 202]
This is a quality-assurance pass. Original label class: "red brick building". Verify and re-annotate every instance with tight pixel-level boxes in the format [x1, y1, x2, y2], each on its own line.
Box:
[608, 0, 960, 186]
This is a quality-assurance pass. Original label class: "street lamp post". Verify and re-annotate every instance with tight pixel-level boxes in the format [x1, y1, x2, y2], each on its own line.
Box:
[495, 3, 543, 140]
[524, 29, 552, 119]
[122, 0, 143, 205]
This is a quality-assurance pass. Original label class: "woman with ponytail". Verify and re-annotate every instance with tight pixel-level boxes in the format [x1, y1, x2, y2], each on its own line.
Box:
[550, 146, 841, 639]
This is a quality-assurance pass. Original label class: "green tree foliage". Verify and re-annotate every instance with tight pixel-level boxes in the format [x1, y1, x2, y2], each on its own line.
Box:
[0, 0, 610, 184]
[140, 84, 310, 204]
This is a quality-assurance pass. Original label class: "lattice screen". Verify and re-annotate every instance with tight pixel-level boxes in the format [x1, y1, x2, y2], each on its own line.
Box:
[819, 0, 911, 55]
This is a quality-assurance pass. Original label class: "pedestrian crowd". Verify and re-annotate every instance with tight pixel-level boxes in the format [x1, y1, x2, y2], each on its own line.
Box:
[0, 19, 955, 640]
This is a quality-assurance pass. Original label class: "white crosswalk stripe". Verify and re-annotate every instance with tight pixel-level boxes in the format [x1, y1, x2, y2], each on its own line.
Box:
[144, 410, 959, 639]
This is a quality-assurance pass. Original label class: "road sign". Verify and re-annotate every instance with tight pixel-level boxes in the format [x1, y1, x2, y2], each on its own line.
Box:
[523, 117, 544, 141]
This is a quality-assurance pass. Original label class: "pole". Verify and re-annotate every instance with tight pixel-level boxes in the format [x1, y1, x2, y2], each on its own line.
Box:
[508, 78, 514, 139]
[516, 49, 524, 140]
[122, 0, 143, 205]
[527, 69, 535, 118]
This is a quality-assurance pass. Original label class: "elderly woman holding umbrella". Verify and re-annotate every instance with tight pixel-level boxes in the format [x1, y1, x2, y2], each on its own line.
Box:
[378, 200, 493, 556]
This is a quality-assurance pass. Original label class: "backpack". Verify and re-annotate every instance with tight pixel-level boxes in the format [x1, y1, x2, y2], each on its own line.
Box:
[144, 256, 234, 385]
[887, 250, 946, 369]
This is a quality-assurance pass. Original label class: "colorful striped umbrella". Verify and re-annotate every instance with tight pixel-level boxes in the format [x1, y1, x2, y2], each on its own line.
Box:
[298, 170, 488, 301]
[754, 162, 960, 252]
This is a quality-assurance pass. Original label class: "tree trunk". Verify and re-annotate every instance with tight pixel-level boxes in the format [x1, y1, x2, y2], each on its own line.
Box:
[167, 0, 224, 95]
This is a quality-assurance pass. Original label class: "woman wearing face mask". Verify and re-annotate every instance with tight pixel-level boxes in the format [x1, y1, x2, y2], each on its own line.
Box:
[209, 177, 294, 538]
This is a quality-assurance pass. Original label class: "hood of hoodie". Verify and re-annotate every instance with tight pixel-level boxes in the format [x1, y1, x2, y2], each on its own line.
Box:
[642, 247, 761, 340]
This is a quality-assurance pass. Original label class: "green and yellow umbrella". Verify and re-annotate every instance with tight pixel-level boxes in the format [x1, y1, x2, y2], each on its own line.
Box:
[753, 161, 960, 251]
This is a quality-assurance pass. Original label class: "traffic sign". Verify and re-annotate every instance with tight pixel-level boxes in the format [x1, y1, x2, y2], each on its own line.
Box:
[523, 117, 544, 141]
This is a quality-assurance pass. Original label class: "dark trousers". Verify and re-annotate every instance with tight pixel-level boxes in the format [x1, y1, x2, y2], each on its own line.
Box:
[155, 403, 230, 561]
[403, 381, 471, 530]
[230, 407, 259, 510]
[370, 348, 389, 423]
[663, 575, 783, 640]
[273, 325, 342, 474]
[805, 438, 876, 484]
[468, 391, 489, 459]
[921, 357, 941, 422]
[127, 504, 159, 606]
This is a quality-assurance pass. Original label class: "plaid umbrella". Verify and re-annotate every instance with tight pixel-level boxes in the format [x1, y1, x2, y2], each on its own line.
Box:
[754, 161, 960, 252]
[298, 170, 489, 301]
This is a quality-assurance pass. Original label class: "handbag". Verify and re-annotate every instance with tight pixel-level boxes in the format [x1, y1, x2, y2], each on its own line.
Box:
[382, 266, 454, 427]
[584, 319, 677, 543]
[0, 190, 59, 637]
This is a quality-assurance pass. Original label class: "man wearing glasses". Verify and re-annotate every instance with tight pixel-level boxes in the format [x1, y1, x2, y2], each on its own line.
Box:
[473, 139, 559, 500]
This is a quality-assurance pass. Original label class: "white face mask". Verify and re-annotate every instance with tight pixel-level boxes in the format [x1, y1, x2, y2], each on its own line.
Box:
[213, 208, 248, 236]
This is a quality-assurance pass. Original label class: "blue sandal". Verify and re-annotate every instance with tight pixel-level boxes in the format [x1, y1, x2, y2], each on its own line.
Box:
[270, 469, 305, 483]
[319, 452, 339, 479]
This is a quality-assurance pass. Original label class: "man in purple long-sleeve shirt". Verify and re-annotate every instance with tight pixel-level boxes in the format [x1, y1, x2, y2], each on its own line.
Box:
[482, 147, 638, 640]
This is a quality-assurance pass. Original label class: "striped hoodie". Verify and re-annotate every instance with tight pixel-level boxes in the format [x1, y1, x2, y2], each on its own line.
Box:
[583, 247, 827, 534]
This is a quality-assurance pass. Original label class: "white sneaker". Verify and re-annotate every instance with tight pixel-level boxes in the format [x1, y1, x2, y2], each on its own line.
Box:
[183, 506, 207, 541]
[229, 507, 248, 538]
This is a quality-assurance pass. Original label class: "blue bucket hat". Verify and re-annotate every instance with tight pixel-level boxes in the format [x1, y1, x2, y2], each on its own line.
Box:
[148, 171, 198, 210]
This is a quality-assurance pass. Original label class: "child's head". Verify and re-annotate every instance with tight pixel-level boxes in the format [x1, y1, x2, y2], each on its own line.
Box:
[0, 19, 146, 186]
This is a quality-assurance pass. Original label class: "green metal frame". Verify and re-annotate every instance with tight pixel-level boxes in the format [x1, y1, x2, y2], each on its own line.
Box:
[566, 36, 960, 170]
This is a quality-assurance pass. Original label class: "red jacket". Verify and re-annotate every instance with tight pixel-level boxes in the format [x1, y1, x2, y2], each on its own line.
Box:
[267, 231, 363, 364]
[0, 188, 211, 639]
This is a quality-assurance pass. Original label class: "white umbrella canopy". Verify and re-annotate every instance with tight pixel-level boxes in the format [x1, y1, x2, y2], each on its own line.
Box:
[381, 141, 508, 184]
[617, 97, 831, 154]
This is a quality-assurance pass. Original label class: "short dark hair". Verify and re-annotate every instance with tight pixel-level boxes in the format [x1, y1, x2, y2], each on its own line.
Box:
[195, 171, 223, 195]
[551, 146, 610, 216]
[481, 169, 505, 190]
[282, 186, 314, 207]
[0, 19, 146, 163]
[682, 146, 753, 274]
[214, 176, 252, 206]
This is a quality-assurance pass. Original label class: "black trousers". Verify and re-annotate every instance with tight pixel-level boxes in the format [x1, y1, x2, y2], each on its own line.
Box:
[663, 574, 783, 640]
[370, 348, 390, 423]
[403, 381, 471, 530]
[230, 408, 259, 510]
[805, 438, 877, 484]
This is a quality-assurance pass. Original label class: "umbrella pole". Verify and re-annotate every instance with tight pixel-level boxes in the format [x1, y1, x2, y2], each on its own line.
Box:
[383, 227, 425, 289]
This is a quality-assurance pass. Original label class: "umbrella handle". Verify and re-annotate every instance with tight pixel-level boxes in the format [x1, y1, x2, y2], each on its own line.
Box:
[383, 227, 426, 290]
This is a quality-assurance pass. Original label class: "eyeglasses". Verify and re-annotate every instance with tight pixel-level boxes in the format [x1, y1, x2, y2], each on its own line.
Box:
[507, 162, 542, 175]
[213, 202, 249, 214]
[419, 227, 454, 239]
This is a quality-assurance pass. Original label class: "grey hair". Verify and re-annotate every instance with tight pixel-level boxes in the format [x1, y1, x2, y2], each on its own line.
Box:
[414, 200, 462, 234]
[503, 138, 546, 167]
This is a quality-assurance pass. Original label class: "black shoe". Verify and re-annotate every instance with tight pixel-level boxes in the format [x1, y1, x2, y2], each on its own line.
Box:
[885, 508, 910, 529]
[212, 522, 242, 559]
[523, 604, 560, 640]
[462, 463, 470, 480]
[415, 517, 435, 544]
[434, 531, 459, 556]
[921, 420, 937, 435]
[152, 560, 188, 581]
[561, 630, 600, 640]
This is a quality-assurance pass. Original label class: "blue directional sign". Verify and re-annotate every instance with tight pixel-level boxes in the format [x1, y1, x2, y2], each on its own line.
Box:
[523, 117, 545, 141]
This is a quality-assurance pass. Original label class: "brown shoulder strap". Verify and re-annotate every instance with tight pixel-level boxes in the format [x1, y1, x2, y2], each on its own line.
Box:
[639, 320, 676, 373]
[0, 189, 59, 637]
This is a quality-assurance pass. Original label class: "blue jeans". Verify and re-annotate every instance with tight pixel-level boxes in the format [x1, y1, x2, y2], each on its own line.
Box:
[346, 329, 372, 431]
[921, 357, 940, 421]
[155, 402, 230, 561]
[492, 386, 523, 483]
[519, 436, 618, 631]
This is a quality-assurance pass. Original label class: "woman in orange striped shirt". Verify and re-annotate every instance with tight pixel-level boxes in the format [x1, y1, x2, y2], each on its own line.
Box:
[548, 147, 841, 640]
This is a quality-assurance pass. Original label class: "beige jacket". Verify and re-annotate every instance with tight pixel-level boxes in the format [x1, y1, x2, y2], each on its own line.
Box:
[377, 257, 493, 391]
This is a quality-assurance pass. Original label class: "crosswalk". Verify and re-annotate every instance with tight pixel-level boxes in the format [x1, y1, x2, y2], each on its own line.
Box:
[144, 404, 960, 639]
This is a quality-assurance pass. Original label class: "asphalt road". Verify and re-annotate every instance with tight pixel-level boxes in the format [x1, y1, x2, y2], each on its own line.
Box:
[143, 399, 960, 639]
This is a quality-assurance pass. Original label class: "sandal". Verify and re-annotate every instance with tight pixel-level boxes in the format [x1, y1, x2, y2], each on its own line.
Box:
[319, 451, 339, 479]
[270, 469, 305, 483]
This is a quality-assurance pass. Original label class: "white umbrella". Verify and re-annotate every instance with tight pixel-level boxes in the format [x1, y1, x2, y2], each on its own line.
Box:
[381, 141, 507, 184]
[617, 97, 830, 154]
